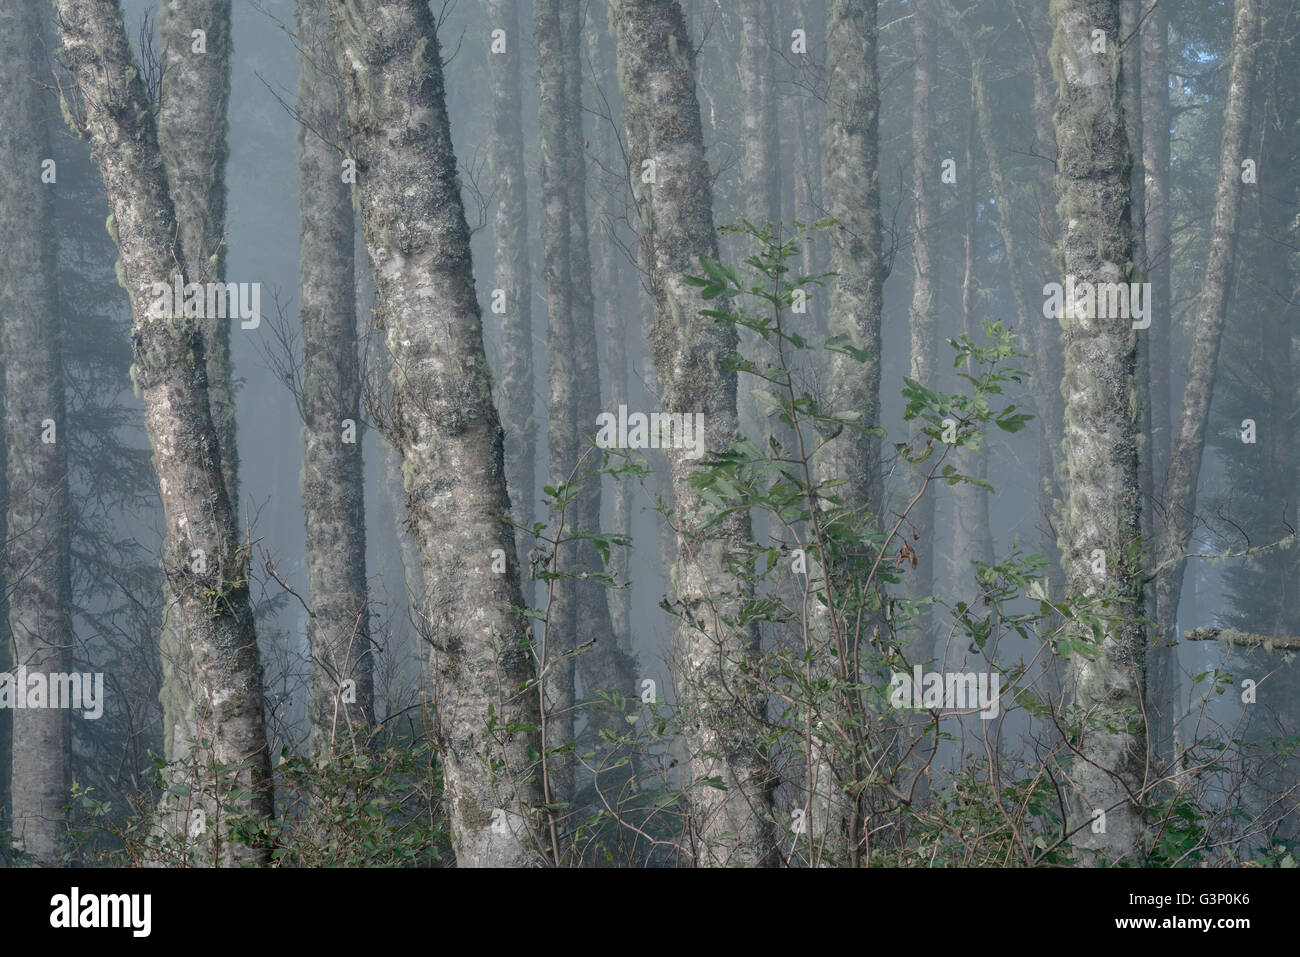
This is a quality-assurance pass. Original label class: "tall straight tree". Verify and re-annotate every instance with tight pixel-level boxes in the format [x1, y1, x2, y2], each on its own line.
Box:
[803, 0, 886, 866]
[906, 0, 938, 610]
[1140, 0, 1172, 483]
[327, 0, 545, 867]
[158, 0, 236, 499]
[1050, 0, 1147, 862]
[488, 0, 536, 590]
[1156, 0, 1259, 687]
[155, 0, 236, 769]
[565, 2, 635, 729]
[739, 0, 780, 229]
[1011, 0, 1066, 584]
[821, 0, 884, 518]
[1139, 1, 1175, 758]
[296, 0, 373, 755]
[586, 0, 636, 663]
[536, 0, 579, 804]
[54, 0, 273, 866]
[1, 0, 72, 863]
[952, 70, 992, 576]
[611, 0, 776, 867]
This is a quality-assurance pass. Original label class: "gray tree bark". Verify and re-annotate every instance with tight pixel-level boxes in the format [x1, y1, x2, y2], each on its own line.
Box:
[1140, 0, 1171, 484]
[1050, 0, 1147, 863]
[1011, 0, 1066, 585]
[488, 0, 537, 598]
[821, 0, 884, 516]
[536, 0, 579, 807]
[573, 0, 636, 733]
[297, 0, 373, 755]
[54, 0, 273, 866]
[327, 0, 545, 867]
[155, 0, 237, 774]
[158, 0, 236, 501]
[739, 0, 781, 228]
[611, 0, 776, 867]
[906, 0, 938, 610]
[953, 71, 992, 579]
[1, 0, 71, 863]
[586, 0, 635, 662]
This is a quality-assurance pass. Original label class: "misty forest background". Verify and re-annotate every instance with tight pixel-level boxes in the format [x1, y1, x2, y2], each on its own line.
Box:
[0, 0, 1296, 868]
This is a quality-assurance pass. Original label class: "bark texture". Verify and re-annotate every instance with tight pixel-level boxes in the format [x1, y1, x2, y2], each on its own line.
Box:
[739, 0, 781, 228]
[158, 0, 236, 502]
[327, 0, 545, 867]
[297, 0, 373, 755]
[488, 0, 536, 590]
[156, 0, 236, 770]
[821, 0, 885, 516]
[611, 0, 776, 866]
[1050, 0, 1147, 862]
[1, 0, 71, 863]
[906, 0, 938, 608]
[54, 0, 272, 866]
[803, 0, 886, 862]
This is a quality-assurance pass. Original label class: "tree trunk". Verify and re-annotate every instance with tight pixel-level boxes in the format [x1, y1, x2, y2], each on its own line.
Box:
[488, 0, 537, 600]
[575, 0, 637, 729]
[156, 0, 238, 782]
[1050, 0, 1147, 863]
[953, 71, 992, 581]
[536, 0, 580, 807]
[611, 0, 776, 867]
[1155, 0, 1258, 731]
[739, 0, 781, 228]
[906, 0, 938, 612]
[327, 0, 545, 867]
[821, 0, 884, 516]
[801, 0, 886, 867]
[586, 0, 635, 662]
[159, 0, 237, 501]
[1, 0, 71, 863]
[1011, 0, 1066, 587]
[54, 0, 273, 866]
[1140, 0, 1171, 485]
[297, 0, 373, 755]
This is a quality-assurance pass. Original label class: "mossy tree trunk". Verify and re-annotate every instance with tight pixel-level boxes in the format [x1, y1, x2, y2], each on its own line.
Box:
[611, 0, 776, 867]
[327, 0, 545, 867]
[297, 0, 373, 756]
[54, 0, 273, 866]
[803, 0, 887, 864]
[1050, 0, 1147, 863]
[155, 0, 237, 781]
